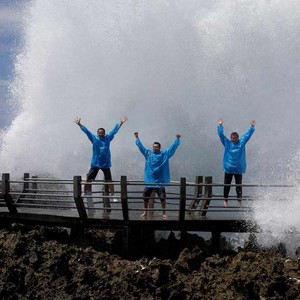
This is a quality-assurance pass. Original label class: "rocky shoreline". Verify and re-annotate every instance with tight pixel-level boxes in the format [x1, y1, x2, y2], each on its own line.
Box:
[0, 223, 299, 299]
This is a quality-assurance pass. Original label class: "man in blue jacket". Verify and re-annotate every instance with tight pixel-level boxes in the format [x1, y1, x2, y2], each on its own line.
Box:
[75, 116, 127, 207]
[134, 132, 181, 219]
[218, 119, 256, 208]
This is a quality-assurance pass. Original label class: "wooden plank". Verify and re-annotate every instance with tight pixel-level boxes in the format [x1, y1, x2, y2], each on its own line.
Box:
[73, 176, 87, 219]
[121, 176, 129, 221]
[188, 176, 203, 210]
[2, 173, 17, 213]
[179, 177, 186, 222]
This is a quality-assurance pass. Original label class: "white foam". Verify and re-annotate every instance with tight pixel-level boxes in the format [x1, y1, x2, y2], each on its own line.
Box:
[1, 0, 300, 253]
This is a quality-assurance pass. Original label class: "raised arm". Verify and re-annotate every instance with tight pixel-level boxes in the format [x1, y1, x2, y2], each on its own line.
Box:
[74, 117, 83, 128]
[241, 120, 256, 144]
[134, 132, 149, 157]
[74, 118, 94, 142]
[166, 134, 181, 158]
[217, 119, 227, 146]
[120, 116, 128, 127]
[107, 116, 127, 141]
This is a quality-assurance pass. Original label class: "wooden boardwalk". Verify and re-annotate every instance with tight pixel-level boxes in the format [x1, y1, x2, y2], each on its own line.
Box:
[2, 172, 290, 254]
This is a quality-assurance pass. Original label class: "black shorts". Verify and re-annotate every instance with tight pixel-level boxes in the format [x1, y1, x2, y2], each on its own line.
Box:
[143, 188, 166, 201]
[86, 168, 112, 181]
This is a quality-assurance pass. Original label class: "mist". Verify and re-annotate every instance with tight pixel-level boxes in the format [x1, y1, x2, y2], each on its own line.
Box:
[1, 0, 300, 252]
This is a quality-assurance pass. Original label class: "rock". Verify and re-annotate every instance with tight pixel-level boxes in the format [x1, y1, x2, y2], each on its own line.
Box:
[0, 224, 300, 299]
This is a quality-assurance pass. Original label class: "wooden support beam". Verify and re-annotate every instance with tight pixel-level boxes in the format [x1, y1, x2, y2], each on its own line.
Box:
[32, 175, 38, 192]
[188, 176, 203, 211]
[23, 173, 30, 190]
[2, 173, 17, 213]
[179, 177, 186, 223]
[73, 176, 87, 219]
[211, 231, 221, 253]
[200, 176, 212, 216]
[120, 176, 129, 222]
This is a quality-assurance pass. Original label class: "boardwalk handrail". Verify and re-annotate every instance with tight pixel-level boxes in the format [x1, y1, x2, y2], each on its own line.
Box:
[1, 172, 295, 222]
[1, 172, 296, 254]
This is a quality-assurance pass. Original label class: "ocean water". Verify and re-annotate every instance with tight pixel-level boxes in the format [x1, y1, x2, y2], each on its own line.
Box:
[1, 0, 300, 254]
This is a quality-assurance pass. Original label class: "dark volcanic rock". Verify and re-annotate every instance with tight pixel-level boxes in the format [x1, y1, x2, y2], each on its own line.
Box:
[0, 224, 299, 299]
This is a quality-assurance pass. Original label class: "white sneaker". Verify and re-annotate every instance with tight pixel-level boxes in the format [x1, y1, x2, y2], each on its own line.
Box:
[113, 198, 118, 202]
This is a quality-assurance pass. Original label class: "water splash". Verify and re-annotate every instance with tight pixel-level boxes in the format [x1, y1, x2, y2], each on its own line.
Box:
[1, 0, 300, 252]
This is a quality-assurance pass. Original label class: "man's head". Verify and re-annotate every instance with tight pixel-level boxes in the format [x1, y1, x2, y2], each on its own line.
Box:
[97, 128, 106, 138]
[230, 132, 239, 144]
[153, 142, 161, 153]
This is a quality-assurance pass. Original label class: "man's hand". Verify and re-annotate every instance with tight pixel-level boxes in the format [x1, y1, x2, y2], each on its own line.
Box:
[251, 120, 256, 127]
[74, 118, 82, 127]
[120, 116, 128, 125]
[176, 134, 181, 139]
[134, 132, 139, 139]
[218, 119, 223, 126]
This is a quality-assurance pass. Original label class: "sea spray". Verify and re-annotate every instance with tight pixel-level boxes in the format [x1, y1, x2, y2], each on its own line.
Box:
[1, 0, 300, 253]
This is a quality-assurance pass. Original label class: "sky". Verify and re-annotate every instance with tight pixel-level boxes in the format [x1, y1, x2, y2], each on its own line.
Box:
[0, 0, 24, 128]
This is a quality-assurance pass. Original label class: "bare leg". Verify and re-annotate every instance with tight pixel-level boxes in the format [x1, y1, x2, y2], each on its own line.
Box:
[234, 174, 243, 208]
[148, 190, 155, 215]
[161, 199, 167, 219]
[84, 178, 92, 194]
[141, 200, 148, 218]
[224, 199, 228, 208]
[109, 182, 115, 196]
[224, 173, 233, 208]
[84, 178, 94, 208]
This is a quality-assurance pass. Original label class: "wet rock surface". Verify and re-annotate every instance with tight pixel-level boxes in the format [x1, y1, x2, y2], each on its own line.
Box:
[0, 223, 300, 299]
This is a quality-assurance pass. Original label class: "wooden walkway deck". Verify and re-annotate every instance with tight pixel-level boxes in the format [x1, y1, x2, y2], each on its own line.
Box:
[2, 172, 290, 254]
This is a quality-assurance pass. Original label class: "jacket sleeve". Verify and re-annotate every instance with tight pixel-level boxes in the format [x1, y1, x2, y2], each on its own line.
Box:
[135, 139, 149, 158]
[107, 123, 121, 141]
[217, 125, 229, 146]
[240, 126, 255, 145]
[166, 138, 181, 158]
[81, 126, 94, 143]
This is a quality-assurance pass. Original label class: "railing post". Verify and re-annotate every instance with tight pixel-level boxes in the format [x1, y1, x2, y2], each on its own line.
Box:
[23, 173, 30, 191]
[179, 177, 186, 222]
[16, 173, 30, 203]
[200, 176, 212, 216]
[188, 176, 203, 211]
[211, 231, 221, 253]
[120, 176, 129, 222]
[2, 173, 17, 213]
[32, 175, 38, 195]
[73, 176, 87, 219]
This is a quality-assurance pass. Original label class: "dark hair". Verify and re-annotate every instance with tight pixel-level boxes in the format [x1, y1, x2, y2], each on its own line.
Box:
[153, 142, 161, 148]
[230, 132, 239, 138]
[97, 128, 105, 134]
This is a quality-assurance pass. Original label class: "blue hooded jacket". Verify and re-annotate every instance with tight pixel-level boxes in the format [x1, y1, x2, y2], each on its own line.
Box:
[136, 138, 181, 188]
[81, 124, 120, 169]
[218, 125, 255, 174]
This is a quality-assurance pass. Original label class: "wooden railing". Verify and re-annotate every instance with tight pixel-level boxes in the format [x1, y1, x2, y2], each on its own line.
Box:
[0, 172, 295, 255]
[1, 172, 294, 220]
